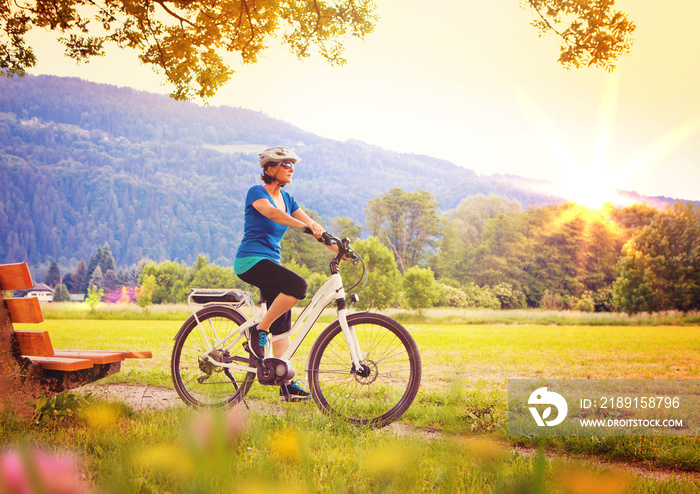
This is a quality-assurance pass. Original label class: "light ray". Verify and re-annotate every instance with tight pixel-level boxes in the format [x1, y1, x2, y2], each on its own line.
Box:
[513, 84, 580, 174]
[609, 117, 700, 189]
[592, 75, 619, 176]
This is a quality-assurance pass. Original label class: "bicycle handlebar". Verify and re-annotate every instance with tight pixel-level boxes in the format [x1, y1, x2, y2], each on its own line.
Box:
[302, 227, 365, 292]
[302, 227, 338, 245]
[302, 227, 357, 261]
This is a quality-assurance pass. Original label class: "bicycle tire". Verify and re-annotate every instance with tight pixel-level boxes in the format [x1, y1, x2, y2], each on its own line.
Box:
[307, 312, 421, 427]
[171, 306, 256, 407]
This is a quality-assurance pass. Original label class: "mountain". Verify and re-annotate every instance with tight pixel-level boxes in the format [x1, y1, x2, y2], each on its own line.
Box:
[0, 75, 683, 268]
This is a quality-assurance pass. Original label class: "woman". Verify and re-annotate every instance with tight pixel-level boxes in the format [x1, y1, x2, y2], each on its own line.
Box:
[234, 146, 327, 402]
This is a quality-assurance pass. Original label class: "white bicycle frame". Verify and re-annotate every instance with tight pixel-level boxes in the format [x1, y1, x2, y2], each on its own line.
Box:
[187, 271, 364, 377]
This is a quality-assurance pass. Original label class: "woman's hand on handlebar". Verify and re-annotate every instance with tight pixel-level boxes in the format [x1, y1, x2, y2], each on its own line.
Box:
[301, 227, 355, 261]
[302, 221, 324, 239]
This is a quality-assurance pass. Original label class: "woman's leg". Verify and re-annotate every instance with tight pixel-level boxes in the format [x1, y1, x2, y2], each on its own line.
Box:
[272, 334, 291, 358]
[260, 293, 298, 358]
[237, 260, 307, 358]
[259, 292, 299, 334]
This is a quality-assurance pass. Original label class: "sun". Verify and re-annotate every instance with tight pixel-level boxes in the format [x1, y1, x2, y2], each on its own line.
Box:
[561, 169, 619, 209]
[515, 77, 700, 210]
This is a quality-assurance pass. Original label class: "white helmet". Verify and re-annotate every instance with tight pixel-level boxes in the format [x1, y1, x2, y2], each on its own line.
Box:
[259, 146, 301, 168]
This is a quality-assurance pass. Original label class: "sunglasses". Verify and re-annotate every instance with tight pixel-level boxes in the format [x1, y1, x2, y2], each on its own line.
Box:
[278, 161, 295, 169]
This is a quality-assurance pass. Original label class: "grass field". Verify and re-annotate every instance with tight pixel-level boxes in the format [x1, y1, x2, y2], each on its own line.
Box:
[5, 311, 700, 492]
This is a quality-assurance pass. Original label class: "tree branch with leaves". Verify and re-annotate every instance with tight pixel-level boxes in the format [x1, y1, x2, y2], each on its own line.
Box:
[522, 0, 636, 71]
[1, 0, 378, 101]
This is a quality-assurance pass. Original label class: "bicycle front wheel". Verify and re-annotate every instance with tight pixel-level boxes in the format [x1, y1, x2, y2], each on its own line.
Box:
[171, 306, 256, 407]
[307, 312, 421, 427]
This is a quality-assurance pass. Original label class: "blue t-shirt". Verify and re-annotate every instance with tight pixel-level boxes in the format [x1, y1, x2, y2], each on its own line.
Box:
[234, 185, 299, 274]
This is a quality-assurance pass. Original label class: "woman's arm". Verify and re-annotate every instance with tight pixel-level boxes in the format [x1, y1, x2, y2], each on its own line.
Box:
[252, 198, 304, 227]
[292, 209, 344, 255]
[252, 199, 324, 238]
[291, 208, 325, 237]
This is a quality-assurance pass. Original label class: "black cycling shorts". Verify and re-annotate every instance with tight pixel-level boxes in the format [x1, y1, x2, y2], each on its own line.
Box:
[236, 259, 307, 335]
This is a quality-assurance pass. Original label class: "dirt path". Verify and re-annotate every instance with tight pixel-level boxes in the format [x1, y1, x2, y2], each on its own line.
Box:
[79, 382, 184, 411]
[81, 383, 699, 484]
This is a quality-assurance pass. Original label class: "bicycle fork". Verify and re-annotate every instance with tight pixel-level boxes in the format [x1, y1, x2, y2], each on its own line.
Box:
[336, 304, 365, 373]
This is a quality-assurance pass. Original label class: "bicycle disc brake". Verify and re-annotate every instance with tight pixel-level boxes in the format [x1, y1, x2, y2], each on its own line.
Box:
[352, 360, 378, 385]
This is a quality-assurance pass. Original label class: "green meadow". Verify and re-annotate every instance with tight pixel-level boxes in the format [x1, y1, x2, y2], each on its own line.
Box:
[5, 309, 700, 492]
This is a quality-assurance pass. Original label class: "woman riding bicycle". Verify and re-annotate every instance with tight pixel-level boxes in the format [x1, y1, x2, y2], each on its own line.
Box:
[234, 146, 336, 401]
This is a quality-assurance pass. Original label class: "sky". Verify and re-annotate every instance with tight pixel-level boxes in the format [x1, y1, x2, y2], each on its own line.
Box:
[24, 0, 700, 207]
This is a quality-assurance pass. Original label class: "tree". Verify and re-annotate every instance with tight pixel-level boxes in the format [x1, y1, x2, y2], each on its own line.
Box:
[99, 243, 116, 274]
[84, 247, 103, 293]
[613, 202, 700, 313]
[136, 274, 157, 311]
[88, 265, 104, 290]
[44, 260, 60, 287]
[434, 194, 522, 279]
[52, 283, 71, 302]
[102, 269, 118, 294]
[138, 260, 189, 304]
[189, 263, 240, 294]
[492, 283, 527, 310]
[443, 194, 522, 247]
[401, 266, 440, 315]
[71, 260, 88, 294]
[463, 211, 528, 289]
[331, 217, 362, 241]
[85, 285, 104, 312]
[345, 236, 401, 310]
[365, 188, 440, 271]
[523, 0, 636, 71]
[1, 0, 378, 101]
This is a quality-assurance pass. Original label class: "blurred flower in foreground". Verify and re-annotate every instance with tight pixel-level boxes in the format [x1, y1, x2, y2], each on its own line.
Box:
[555, 465, 629, 494]
[225, 405, 248, 441]
[187, 406, 249, 451]
[363, 442, 415, 478]
[133, 444, 194, 482]
[458, 437, 505, 465]
[81, 403, 121, 431]
[188, 410, 216, 450]
[0, 448, 88, 494]
[268, 428, 303, 463]
[234, 478, 307, 494]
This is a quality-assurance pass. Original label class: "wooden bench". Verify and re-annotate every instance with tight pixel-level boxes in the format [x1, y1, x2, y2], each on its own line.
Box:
[0, 262, 152, 413]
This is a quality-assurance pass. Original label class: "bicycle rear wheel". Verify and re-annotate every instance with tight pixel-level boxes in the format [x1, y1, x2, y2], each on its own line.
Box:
[307, 312, 421, 427]
[171, 306, 256, 407]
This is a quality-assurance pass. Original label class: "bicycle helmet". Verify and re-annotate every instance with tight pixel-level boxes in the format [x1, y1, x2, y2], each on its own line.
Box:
[259, 146, 301, 168]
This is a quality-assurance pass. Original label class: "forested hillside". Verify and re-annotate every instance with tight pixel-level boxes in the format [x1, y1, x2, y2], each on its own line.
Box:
[0, 75, 677, 269]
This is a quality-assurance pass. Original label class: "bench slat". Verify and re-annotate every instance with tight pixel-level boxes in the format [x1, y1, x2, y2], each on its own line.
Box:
[25, 356, 94, 371]
[14, 330, 54, 357]
[121, 350, 153, 359]
[0, 263, 33, 291]
[53, 351, 126, 364]
[5, 297, 44, 323]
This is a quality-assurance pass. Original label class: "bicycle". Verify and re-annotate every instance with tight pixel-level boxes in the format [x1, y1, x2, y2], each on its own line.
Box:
[170, 231, 422, 427]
